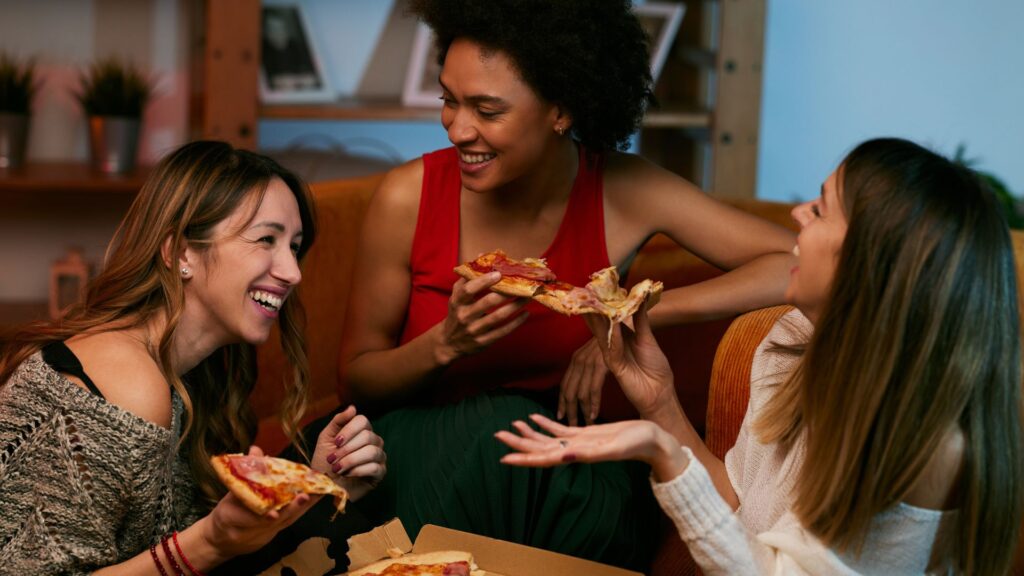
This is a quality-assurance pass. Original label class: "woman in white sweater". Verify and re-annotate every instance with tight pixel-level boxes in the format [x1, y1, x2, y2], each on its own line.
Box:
[497, 137, 1023, 574]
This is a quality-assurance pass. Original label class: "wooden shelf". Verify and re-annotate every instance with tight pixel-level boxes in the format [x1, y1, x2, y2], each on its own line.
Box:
[261, 98, 711, 129]
[0, 162, 151, 195]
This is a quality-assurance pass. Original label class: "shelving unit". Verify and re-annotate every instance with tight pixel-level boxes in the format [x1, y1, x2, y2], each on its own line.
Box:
[0, 162, 150, 327]
[199, 0, 764, 197]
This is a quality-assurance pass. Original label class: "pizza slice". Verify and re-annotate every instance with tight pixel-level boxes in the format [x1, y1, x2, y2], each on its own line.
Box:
[346, 550, 484, 576]
[533, 266, 662, 324]
[211, 453, 348, 515]
[453, 249, 556, 298]
[454, 250, 663, 326]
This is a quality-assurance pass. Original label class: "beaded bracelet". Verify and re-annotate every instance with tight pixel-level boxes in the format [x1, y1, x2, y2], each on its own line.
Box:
[149, 543, 170, 576]
[160, 535, 186, 576]
[172, 531, 208, 576]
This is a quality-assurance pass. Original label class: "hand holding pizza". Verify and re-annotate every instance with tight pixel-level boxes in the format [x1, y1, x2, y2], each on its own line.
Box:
[202, 445, 321, 559]
[435, 273, 531, 365]
[583, 302, 678, 421]
[311, 405, 387, 502]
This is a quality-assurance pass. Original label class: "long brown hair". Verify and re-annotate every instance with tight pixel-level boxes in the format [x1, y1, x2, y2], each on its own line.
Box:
[755, 138, 1022, 574]
[0, 140, 318, 506]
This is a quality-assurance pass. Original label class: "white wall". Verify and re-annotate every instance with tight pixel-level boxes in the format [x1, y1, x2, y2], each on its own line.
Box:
[0, 0, 190, 302]
[757, 0, 1024, 202]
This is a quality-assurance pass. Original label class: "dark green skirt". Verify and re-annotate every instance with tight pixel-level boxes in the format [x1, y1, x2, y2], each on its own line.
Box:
[356, 391, 659, 572]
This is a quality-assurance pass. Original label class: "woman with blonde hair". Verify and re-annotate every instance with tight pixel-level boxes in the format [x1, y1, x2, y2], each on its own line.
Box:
[0, 141, 386, 574]
[498, 137, 1023, 574]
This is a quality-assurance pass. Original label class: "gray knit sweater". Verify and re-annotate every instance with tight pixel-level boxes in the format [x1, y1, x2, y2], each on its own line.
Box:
[0, 352, 205, 575]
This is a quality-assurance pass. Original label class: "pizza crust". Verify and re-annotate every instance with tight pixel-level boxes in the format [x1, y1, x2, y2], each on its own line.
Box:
[346, 550, 481, 576]
[211, 455, 275, 515]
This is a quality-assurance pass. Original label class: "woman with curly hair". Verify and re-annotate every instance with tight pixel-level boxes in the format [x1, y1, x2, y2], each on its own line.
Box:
[0, 141, 386, 574]
[334, 0, 793, 569]
[499, 138, 1024, 574]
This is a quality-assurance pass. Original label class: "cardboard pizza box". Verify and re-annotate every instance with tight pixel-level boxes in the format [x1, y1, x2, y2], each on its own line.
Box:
[344, 518, 643, 576]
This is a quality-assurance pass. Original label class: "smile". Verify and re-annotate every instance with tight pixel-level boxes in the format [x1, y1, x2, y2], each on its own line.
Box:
[248, 289, 283, 313]
[459, 152, 496, 164]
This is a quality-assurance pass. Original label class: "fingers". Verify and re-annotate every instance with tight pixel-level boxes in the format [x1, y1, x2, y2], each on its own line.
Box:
[529, 414, 579, 437]
[331, 442, 387, 478]
[587, 374, 604, 425]
[319, 405, 358, 444]
[247, 445, 265, 457]
[559, 360, 581, 423]
[583, 314, 611, 350]
[327, 428, 384, 474]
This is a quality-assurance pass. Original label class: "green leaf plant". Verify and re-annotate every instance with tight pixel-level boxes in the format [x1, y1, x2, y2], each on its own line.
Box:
[0, 52, 39, 114]
[74, 57, 152, 118]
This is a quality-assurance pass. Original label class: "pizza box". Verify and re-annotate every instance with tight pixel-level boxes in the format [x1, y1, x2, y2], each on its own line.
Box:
[344, 518, 643, 576]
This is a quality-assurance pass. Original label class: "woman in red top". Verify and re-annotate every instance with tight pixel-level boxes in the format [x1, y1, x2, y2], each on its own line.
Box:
[337, 0, 794, 569]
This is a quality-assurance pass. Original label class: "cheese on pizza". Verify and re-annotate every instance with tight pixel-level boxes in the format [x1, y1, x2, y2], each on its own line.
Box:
[211, 454, 348, 515]
[346, 550, 483, 576]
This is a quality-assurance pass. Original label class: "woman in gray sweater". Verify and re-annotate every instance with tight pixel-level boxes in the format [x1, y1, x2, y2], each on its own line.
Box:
[0, 141, 386, 574]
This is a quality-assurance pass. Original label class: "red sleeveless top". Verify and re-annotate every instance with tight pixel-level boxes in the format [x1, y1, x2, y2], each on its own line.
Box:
[399, 146, 610, 404]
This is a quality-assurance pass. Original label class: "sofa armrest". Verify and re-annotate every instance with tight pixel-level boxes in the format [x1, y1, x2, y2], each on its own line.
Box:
[706, 305, 792, 460]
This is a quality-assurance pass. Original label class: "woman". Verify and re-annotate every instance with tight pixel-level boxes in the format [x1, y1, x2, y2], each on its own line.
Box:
[497, 138, 1024, 574]
[0, 141, 386, 574]
[339, 0, 792, 569]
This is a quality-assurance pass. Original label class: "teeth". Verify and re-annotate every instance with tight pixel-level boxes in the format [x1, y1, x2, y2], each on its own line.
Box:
[460, 152, 495, 164]
[248, 290, 283, 311]
[792, 245, 800, 257]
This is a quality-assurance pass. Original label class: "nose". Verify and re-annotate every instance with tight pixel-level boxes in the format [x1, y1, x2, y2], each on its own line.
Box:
[791, 201, 813, 228]
[444, 107, 477, 145]
[272, 250, 302, 286]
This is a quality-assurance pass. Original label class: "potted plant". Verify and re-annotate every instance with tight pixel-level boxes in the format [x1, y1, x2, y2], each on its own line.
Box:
[0, 52, 38, 169]
[75, 57, 152, 174]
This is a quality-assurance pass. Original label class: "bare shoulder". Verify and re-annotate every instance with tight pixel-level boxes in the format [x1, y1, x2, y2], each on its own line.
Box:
[603, 151, 703, 200]
[64, 333, 173, 428]
[371, 157, 425, 217]
[903, 426, 965, 511]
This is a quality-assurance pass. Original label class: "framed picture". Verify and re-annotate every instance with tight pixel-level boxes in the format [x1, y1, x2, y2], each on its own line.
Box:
[260, 2, 334, 103]
[401, 23, 444, 107]
[635, 2, 686, 83]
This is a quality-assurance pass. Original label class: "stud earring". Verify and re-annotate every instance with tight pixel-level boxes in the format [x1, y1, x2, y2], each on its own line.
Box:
[555, 126, 566, 136]
[180, 267, 191, 277]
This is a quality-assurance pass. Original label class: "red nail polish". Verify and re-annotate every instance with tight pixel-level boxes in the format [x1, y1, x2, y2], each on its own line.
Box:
[561, 453, 577, 463]
[326, 453, 336, 463]
[335, 436, 345, 447]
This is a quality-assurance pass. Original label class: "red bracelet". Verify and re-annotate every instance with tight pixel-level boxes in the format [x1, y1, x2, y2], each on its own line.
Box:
[172, 531, 208, 576]
[149, 543, 170, 576]
[160, 535, 186, 576]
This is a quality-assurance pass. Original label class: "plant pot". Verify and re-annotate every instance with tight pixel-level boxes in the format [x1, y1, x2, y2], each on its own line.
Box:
[0, 112, 29, 169]
[88, 115, 140, 174]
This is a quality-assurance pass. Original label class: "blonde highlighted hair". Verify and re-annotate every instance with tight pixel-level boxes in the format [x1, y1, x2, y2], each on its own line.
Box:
[0, 141, 318, 506]
[755, 138, 1022, 574]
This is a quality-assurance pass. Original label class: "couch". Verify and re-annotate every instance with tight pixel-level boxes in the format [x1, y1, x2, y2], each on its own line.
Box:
[250, 174, 1024, 575]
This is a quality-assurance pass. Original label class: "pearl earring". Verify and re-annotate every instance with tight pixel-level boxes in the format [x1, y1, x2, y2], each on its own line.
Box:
[180, 267, 190, 277]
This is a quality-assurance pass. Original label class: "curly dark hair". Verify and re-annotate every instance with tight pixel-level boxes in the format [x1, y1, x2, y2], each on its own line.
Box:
[408, 0, 655, 152]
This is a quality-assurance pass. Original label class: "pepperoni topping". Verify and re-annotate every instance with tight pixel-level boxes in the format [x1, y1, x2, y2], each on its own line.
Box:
[469, 253, 556, 282]
[444, 561, 471, 575]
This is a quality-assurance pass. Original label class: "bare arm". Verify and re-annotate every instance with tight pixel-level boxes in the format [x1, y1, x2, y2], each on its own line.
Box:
[340, 162, 528, 405]
[604, 153, 796, 326]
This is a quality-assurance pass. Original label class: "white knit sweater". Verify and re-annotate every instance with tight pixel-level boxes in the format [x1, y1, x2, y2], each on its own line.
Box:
[651, 310, 957, 575]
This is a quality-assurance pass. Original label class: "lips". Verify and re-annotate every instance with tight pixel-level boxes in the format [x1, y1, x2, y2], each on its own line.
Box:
[459, 151, 496, 164]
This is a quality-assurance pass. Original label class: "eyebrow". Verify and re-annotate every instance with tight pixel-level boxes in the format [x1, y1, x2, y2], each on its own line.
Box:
[438, 80, 509, 107]
[251, 221, 303, 238]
